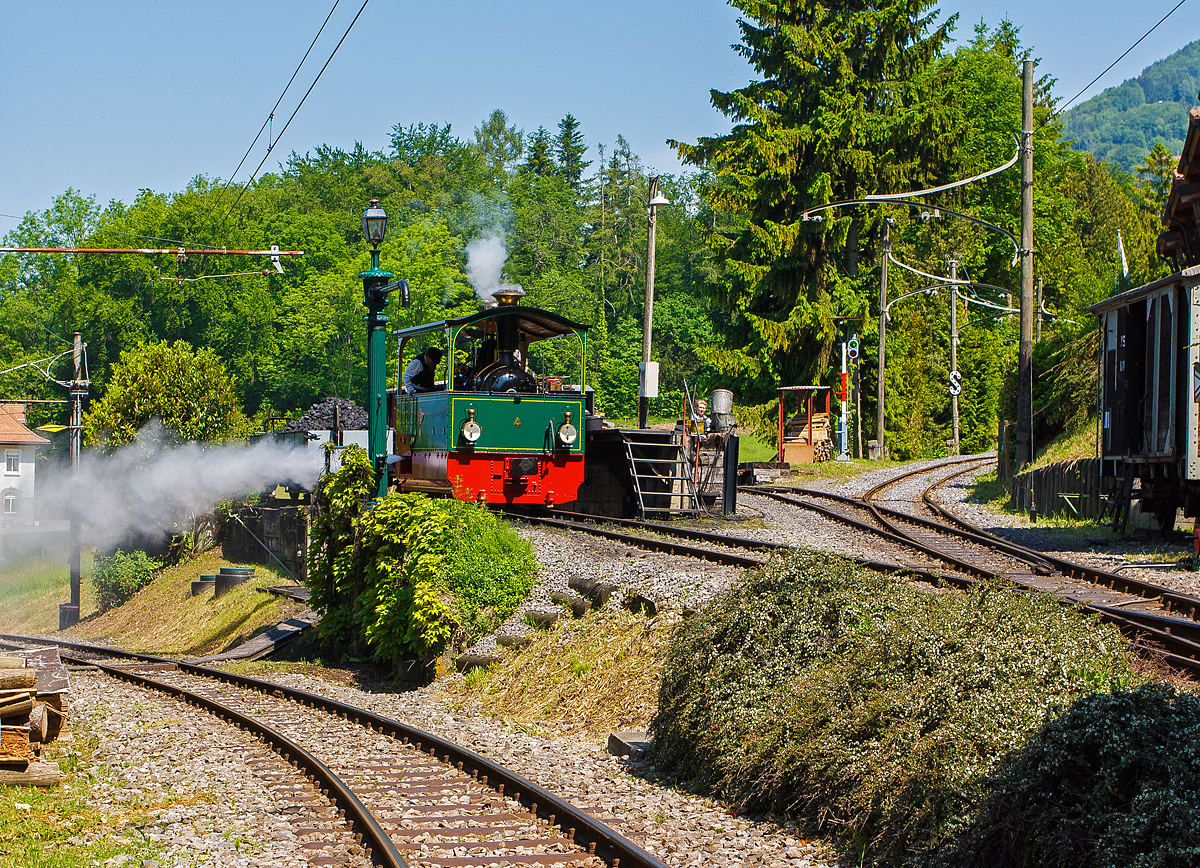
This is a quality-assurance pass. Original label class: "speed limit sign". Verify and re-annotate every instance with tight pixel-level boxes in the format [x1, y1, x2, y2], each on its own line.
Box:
[949, 370, 963, 397]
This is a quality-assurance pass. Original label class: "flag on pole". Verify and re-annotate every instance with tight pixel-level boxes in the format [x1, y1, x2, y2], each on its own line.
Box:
[1117, 230, 1131, 290]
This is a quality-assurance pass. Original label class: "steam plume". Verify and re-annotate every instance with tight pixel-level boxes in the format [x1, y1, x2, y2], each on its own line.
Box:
[465, 232, 522, 302]
[23, 422, 324, 554]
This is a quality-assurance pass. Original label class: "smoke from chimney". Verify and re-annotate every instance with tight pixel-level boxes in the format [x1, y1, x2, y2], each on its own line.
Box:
[465, 232, 523, 303]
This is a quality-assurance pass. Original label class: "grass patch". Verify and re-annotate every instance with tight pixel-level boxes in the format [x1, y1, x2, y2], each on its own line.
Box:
[0, 552, 97, 634]
[443, 606, 666, 735]
[967, 469, 1010, 510]
[771, 457, 906, 487]
[68, 551, 303, 655]
[0, 734, 162, 867]
[737, 433, 777, 463]
[650, 550, 1148, 865]
[1031, 420, 1097, 469]
[968, 470, 1118, 541]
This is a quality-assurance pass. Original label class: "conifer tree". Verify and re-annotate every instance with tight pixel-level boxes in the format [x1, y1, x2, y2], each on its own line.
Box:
[522, 127, 555, 177]
[674, 0, 957, 388]
[554, 114, 591, 189]
[1136, 141, 1176, 216]
[474, 109, 524, 180]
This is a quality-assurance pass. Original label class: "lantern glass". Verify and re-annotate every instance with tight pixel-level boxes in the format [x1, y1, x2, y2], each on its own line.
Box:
[362, 199, 388, 246]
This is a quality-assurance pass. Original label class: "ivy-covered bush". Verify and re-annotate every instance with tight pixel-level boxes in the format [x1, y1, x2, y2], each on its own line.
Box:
[307, 445, 537, 662]
[92, 549, 162, 611]
[941, 684, 1200, 868]
[650, 550, 1145, 865]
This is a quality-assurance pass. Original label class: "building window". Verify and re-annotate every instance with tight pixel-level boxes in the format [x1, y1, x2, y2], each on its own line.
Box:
[2, 495, 15, 514]
[4, 452, 18, 475]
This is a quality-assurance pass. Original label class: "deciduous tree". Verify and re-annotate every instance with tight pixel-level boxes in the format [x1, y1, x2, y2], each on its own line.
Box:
[83, 340, 252, 451]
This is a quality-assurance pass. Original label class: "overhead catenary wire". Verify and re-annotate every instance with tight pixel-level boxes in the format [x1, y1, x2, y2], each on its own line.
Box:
[157, 269, 273, 283]
[1050, 0, 1190, 120]
[217, 0, 372, 227]
[201, 0, 343, 230]
[888, 252, 974, 285]
[0, 348, 78, 387]
[858, 136, 1020, 202]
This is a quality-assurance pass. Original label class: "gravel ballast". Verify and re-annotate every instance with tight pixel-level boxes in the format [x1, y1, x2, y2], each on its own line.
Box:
[70, 672, 370, 868]
[937, 463, 1200, 597]
[230, 669, 836, 868]
[55, 456, 1061, 868]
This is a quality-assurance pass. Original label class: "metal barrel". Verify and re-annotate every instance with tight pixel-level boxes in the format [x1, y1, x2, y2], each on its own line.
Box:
[710, 389, 734, 416]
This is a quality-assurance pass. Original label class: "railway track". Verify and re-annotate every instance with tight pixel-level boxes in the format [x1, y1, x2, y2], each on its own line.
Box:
[0, 633, 666, 868]
[513, 457, 1200, 676]
[750, 459, 1200, 673]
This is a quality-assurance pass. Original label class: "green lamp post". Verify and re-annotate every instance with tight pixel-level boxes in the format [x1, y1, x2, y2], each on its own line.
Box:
[359, 198, 394, 498]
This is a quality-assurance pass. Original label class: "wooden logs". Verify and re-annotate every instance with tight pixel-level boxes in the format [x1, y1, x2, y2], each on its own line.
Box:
[0, 762, 61, 787]
[0, 690, 33, 720]
[41, 696, 64, 741]
[0, 671, 36, 691]
[0, 725, 31, 763]
[0, 657, 26, 669]
[27, 705, 47, 744]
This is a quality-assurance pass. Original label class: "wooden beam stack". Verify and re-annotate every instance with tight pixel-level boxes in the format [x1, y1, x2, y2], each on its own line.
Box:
[0, 650, 69, 787]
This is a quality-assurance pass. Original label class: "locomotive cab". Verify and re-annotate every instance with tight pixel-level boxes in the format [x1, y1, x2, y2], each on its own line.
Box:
[390, 290, 590, 507]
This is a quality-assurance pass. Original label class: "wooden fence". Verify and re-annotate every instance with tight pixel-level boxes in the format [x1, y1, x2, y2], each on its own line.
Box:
[1010, 457, 1106, 520]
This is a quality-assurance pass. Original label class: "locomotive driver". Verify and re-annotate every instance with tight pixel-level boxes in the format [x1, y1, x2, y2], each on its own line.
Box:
[403, 347, 444, 393]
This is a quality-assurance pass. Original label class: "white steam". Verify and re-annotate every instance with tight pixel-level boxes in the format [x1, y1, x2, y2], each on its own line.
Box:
[32, 422, 324, 552]
[465, 232, 522, 303]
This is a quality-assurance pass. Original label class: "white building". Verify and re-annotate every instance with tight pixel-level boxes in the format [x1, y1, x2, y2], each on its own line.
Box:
[0, 403, 49, 518]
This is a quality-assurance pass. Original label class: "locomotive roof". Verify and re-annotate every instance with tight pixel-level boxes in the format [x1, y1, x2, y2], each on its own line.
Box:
[1086, 264, 1200, 316]
[392, 304, 589, 342]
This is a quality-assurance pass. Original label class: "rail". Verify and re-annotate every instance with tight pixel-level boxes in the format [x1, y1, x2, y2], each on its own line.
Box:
[0, 633, 670, 868]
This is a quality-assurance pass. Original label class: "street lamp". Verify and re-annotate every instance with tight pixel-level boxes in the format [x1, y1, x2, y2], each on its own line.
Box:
[639, 178, 670, 429]
[359, 199, 394, 498]
[362, 198, 388, 247]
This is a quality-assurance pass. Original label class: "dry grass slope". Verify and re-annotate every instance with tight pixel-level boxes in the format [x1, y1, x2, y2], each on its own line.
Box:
[67, 551, 305, 656]
[444, 607, 667, 735]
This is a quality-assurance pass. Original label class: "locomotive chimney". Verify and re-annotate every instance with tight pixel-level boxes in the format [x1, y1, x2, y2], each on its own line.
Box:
[493, 287, 525, 306]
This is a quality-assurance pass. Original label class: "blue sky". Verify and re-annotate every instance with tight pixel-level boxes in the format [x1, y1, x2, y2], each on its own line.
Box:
[1, 1, 1197, 227]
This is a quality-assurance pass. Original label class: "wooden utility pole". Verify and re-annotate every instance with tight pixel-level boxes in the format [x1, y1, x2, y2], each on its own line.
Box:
[63, 332, 85, 628]
[949, 257, 960, 456]
[876, 220, 891, 459]
[1017, 59, 1036, 470]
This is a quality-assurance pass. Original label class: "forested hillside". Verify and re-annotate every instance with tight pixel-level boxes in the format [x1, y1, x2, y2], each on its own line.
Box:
[1062, 39, 1200, 171]
[0, 9, 1173, 460]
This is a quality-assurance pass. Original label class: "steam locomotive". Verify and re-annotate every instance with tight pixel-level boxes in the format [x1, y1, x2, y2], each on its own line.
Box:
[389, 288, 592, 507]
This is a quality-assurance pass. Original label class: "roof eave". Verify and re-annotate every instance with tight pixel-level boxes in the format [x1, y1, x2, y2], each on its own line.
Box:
[1086, 264, 1200, 315]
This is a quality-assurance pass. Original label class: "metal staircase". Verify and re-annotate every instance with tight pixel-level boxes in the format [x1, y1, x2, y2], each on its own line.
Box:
[620, 430, 701, 517]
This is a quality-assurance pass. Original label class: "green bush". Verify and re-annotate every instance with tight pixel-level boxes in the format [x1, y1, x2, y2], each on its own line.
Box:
[307, 445, 537, 662]
[941, 684, 1200, 868]
[650, 550, 1144, 864]
[92, 549, 162, 611]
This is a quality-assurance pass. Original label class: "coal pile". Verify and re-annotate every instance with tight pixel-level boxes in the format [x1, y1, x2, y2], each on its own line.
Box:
[283, 397, 368, 433]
